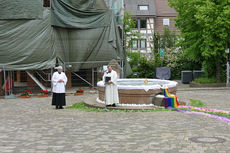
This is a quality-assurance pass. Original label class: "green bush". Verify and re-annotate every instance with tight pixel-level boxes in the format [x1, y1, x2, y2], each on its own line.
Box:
[164, 49, 202, 80]
[137, 56, 155, 78]
[126, 26, 203, 80]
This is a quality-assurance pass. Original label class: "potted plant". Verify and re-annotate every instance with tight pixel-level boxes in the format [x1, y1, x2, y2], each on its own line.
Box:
[20, 90, 32, 98]
[74, 88, 84, 96]
[38, 89, 49, 97]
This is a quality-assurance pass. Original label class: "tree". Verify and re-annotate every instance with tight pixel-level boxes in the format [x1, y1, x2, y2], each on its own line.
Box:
[169, 0, 230, 82]
[123, 11, 141, 52]
[153, 27, 177, 67]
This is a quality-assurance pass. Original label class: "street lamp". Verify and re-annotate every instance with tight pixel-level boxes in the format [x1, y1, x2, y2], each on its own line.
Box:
[225, 48, 229, 87]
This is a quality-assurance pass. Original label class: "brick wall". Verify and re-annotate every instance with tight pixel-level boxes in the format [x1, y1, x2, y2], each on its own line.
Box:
[155, 0, 177, 17]
[155, 17, 179, 34]
[154, 0, 179, 34]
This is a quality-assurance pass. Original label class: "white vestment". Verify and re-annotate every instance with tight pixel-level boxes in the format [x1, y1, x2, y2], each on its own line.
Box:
[103, 70, 119, 105]
[52, 72, 67, 93]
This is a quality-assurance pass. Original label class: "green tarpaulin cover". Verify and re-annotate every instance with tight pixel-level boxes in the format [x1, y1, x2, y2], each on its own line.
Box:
[0, 9, 56, 70]
[0, 0, 43, 19]
[0, 0, 131, 75]
[51, 0, 110, 29]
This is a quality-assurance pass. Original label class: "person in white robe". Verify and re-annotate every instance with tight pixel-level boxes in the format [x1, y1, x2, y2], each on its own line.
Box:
[103, 65, 119, 106]
[51, 66, 67, 109]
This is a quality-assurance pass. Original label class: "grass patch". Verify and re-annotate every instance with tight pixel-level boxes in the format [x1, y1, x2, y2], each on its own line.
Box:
[67, 102, 172, 112]
[68, 102, 230, 118]
[193, 77, 216, 84]
[190, 99, 206, 107]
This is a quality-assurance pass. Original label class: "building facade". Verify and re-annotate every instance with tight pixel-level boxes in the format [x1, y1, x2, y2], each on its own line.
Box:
[154, 0, 178, 34]
[124, 0, 156, 56]
[124, 0, 178, 55]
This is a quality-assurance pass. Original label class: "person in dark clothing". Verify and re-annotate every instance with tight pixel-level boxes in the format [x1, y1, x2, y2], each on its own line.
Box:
[51, 66, 67, 109]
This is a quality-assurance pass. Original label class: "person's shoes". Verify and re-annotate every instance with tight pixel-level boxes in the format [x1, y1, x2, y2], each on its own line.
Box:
[59, 106, 64, 109]
[111, 104, 116, 107]
[106, 105, 112, 107]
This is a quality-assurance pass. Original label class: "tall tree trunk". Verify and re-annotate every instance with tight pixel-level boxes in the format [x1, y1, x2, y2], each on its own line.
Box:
[216, 59, 221, 83]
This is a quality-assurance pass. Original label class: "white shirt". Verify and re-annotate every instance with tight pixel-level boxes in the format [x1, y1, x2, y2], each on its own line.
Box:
[52, 71, 67, 93]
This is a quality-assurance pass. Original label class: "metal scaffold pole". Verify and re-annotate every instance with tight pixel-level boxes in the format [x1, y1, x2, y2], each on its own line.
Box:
[3, 66, 6, 96]
[92, 68, 94, 87]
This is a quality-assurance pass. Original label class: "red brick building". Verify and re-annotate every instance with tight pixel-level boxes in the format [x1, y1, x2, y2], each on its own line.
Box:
[154, 0, 178, 34]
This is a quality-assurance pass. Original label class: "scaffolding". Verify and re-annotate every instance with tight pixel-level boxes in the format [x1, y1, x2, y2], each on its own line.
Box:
[0, 0, 126, 97]
[63, 60, 124, 88]
[0, 60, 124, 97]
[104, 0, 124, 26]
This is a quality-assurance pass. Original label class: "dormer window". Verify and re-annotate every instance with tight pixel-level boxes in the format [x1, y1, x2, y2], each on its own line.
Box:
[138, 5, 149, 11]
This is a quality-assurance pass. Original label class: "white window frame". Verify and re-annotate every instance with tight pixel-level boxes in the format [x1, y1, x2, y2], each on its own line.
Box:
[163, 18, 170, 26]
[140, 39, 147, 49]
[138, 5, 149, 11]
[132, 40, 138, 49]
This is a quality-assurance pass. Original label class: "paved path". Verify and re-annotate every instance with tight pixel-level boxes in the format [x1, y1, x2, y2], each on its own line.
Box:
[177, 89, 230, 111]
[0, 89, 230, 153]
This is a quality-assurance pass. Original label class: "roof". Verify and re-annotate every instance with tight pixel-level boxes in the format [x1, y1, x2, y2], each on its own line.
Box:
[124, 0, 156, 16]
[154, 0, 177, 17]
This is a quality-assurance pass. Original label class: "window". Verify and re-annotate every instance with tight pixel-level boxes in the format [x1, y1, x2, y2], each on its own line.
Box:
[163, 18, 170, 26]
[138, 5, 149, 11]
[140, 40, 146, 49]
[43, 0, 50, 7]
[132, 40, 138, 49]
[140, 19, 147, 29]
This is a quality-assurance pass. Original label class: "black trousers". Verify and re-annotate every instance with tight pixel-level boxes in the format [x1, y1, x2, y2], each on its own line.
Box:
[52, 93, 66, 107]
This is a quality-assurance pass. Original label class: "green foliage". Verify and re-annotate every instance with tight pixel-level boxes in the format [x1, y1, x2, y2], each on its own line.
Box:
[127, 26, 202, 79]
[126, 51, 140, 69]
[67, 102, 172, 112]
[152, 34, 162, 67]
[123, 11, 136, 34]
[193, 77, 216, 84]
[168, 0, 230, 82]
[123, 11, 142, 51]
[127, 54, 156, 78]
[190, 99, 207, 107]
[152, 27, 201, 79]
[153, 27, 177, 52]
[164, 49, 202, 79]
[126, 51, 140, 78]
[137, 56, 155, 78]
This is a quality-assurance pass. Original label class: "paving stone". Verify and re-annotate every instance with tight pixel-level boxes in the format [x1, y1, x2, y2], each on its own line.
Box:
[0, 90, 230, 152]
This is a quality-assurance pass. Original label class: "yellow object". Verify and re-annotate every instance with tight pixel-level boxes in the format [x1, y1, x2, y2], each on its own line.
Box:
[144, 79, 148, 85]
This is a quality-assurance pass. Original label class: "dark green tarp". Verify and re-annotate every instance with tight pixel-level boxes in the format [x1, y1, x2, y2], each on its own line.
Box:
[0, 0, 43, 19]
[0, 9, 56, 70]
[51, 0, 110, 29]
[0, 0, 131, 75]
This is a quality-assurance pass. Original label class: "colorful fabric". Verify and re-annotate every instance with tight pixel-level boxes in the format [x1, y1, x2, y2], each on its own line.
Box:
[176, 109, 230, 126]
[162, 88, 230, 126]
[179, 106, 230, 115]
[163, 88, 179, 108]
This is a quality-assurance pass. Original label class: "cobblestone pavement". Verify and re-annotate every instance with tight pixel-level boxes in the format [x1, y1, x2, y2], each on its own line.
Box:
[0, 89, 230, 153]
[177, 89, 230, 111]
